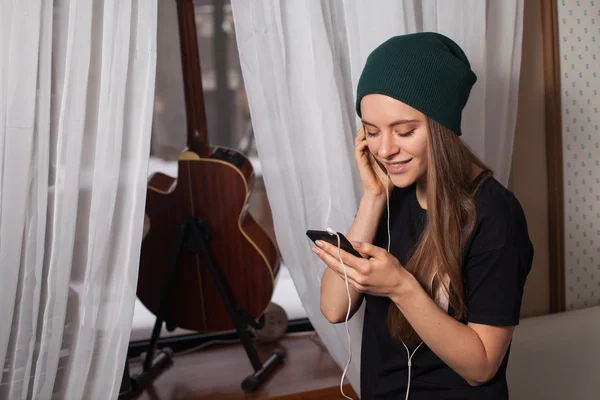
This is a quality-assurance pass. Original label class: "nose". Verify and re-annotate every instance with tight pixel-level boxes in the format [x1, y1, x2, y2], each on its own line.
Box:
[377, 132, 398, 160]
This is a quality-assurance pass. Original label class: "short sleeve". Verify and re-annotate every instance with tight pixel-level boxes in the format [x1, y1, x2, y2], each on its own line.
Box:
[461, 179, 534, 326]
[464, 245, 532, 326]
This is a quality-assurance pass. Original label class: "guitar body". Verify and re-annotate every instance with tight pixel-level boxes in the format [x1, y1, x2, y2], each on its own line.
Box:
[138, 147, 281, 332]
[137, 0, 282, 336]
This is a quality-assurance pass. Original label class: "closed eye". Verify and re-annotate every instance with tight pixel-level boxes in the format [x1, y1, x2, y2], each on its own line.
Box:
[397, 130, 415, 137]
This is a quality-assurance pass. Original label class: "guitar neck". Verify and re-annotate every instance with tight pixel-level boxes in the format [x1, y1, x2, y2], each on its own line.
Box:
[176, 0, 209, 156]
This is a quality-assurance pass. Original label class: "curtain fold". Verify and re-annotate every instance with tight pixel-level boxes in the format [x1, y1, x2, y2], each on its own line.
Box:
[0, 1, 157, 399]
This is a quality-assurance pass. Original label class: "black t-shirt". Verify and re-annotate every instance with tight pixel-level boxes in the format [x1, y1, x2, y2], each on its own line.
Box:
[360, 173, 534, 400]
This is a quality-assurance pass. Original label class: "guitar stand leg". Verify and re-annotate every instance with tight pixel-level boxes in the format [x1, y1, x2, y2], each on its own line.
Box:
[189, 218, 285, 393]
[118, 358, 133, 400]
[129, 220, 191, 393]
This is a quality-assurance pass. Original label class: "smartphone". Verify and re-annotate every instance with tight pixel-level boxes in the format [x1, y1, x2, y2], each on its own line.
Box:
[306, 229, 362, 258]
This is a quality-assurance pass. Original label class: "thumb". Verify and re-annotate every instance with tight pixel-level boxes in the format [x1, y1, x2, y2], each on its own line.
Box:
[351, 241, 386, 258]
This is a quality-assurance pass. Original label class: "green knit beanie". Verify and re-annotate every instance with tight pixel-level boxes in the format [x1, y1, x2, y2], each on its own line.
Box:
[355, 32, 477, 136]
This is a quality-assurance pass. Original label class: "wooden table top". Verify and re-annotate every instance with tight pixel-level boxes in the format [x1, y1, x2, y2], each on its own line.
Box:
[129, 333, 358, 400]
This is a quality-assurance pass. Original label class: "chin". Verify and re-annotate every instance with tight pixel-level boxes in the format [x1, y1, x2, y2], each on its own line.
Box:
[389, 174, 417, 189]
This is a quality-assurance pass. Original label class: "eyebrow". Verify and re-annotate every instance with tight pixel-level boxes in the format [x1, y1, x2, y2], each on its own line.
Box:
[361, 119, 419, 128]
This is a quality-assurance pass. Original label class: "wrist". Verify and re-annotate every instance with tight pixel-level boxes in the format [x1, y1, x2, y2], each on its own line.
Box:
[389, 270, 420, 308]
[360, 193, 386, 207]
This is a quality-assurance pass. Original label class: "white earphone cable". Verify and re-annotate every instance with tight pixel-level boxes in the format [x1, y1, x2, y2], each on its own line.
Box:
[329, 230, 355, 400]
[386, 173, 390, 252]
[402, 341, 423, 400]
[386, 172, 422, 400]
[331, 172, 421, 400]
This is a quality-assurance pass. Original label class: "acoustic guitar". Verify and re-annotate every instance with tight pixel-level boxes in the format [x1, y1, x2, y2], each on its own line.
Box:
[137, 0, 281, 334]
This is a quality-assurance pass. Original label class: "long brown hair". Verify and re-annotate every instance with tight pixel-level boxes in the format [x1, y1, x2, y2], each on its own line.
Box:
[386, 118, 491, 347]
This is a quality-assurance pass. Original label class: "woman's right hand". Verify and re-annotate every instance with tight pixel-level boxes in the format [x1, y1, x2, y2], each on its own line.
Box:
[354, 127, 392, 198]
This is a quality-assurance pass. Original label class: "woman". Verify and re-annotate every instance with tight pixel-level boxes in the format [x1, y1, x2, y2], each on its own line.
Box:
[314, 32, 533, 399]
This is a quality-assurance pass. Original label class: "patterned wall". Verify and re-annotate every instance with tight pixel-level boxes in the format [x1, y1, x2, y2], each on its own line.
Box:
[557, 0, 600, 310]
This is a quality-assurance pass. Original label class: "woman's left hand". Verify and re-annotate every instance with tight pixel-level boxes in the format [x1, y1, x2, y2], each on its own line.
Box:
[312, 240, 408, 297]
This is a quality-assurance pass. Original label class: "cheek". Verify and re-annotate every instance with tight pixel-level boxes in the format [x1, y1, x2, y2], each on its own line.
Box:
[406, 139, 428, 172]
[366, 140, 378, 155]
[405, 140, 427, 159]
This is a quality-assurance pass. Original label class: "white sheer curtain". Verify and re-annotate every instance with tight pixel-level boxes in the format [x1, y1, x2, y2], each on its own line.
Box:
[0, 1, 157, 399]
[231, 0, 523, 393]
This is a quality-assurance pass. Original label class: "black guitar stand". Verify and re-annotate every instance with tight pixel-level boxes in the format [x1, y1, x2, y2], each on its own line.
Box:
[120, 217, 285, 398]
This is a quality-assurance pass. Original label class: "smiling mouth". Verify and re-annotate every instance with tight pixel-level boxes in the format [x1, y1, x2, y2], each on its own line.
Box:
[386, 159, 412, 166]
[383, 159, 413, 174]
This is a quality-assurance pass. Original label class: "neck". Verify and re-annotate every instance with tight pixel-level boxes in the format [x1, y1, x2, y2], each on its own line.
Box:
[471, 164, 483, 180]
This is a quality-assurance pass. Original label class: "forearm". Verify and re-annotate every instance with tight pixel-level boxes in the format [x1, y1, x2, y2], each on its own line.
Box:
[390, 277, 496, 385]
[345, 194, 387, 244]
[320, 268, 362, 323]
[320, 195, 386, 323]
